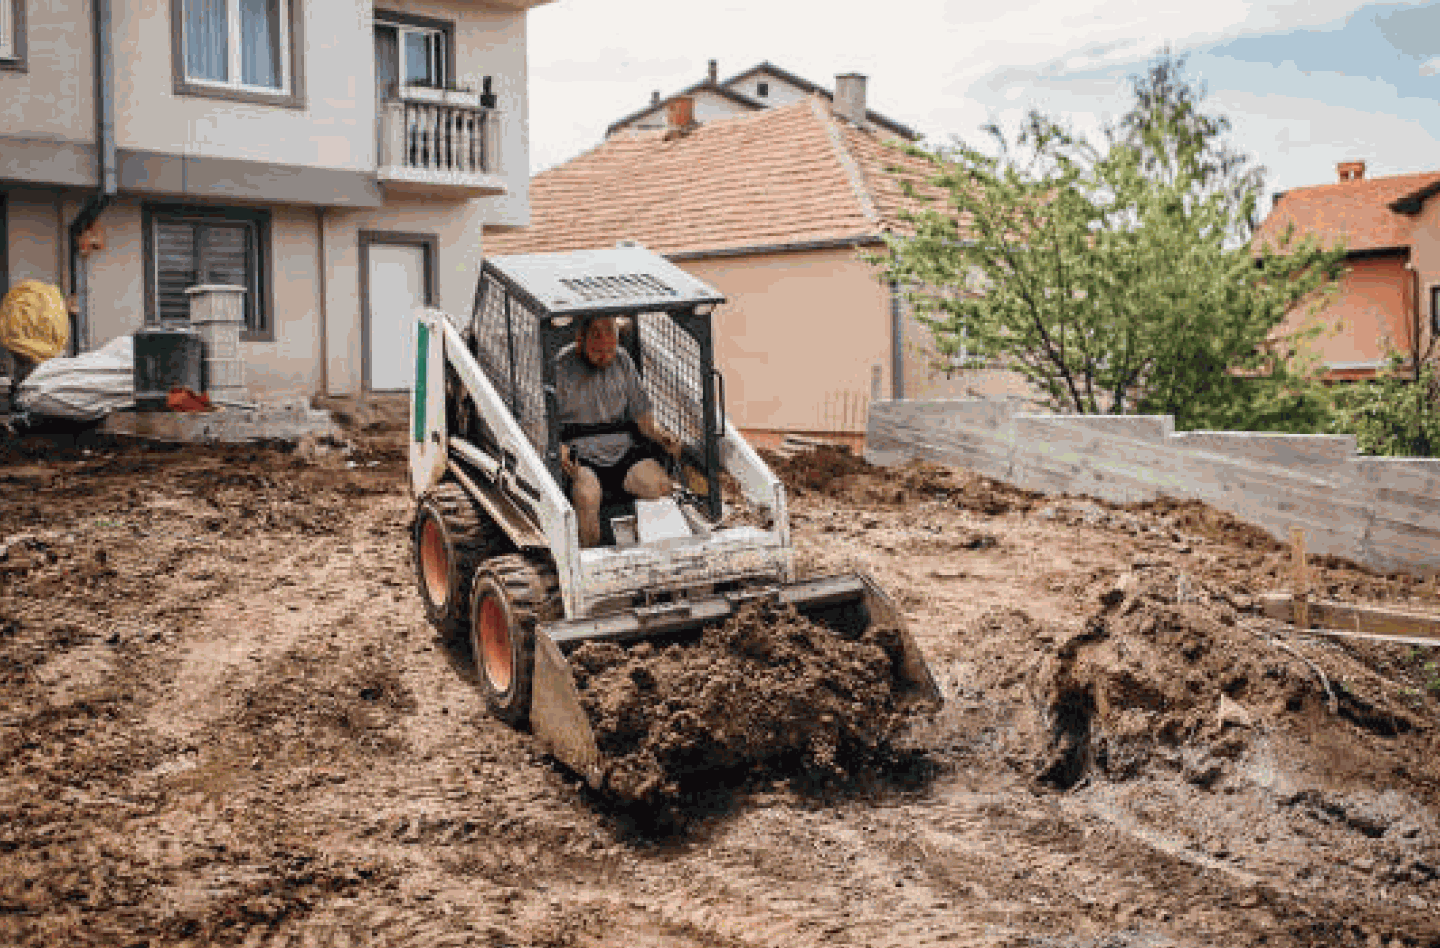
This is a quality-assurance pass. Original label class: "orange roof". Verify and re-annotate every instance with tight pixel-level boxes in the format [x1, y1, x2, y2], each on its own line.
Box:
[1253, 169, 1440, 255]
[486, 98, 951, 259]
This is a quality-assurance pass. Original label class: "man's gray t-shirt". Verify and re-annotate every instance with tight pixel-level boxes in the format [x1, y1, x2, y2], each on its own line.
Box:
[554, 344, 652, 467]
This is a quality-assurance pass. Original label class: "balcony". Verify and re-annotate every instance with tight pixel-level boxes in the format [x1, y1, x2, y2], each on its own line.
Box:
[377, 89, 507, 198]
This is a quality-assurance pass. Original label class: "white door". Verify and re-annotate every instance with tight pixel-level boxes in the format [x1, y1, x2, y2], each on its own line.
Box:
[367, 243, 426, 391]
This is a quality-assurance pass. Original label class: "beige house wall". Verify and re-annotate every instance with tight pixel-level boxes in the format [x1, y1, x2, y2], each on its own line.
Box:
[679, 248, 890, 438]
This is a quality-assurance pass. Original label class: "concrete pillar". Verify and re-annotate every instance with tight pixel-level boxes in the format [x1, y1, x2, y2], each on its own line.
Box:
[186, 284, 248, 404]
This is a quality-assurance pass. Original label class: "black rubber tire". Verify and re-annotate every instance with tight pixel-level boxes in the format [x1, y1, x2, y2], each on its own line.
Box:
[469, 554, 559, 727]
[412, 482, 500, 636]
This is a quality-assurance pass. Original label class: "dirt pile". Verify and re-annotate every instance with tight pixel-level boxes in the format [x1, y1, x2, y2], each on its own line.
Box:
[1029, 563, 1435, 792]
[569, 600, 926, 807]
[762, 445, 1039, 515]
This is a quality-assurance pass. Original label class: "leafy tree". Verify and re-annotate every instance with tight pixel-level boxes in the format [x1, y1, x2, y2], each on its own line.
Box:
[881, 51, 1347, 431]
[1329, 352, 1440, 456]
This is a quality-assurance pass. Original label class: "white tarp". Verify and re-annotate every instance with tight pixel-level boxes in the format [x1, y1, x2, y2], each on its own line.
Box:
[15, 334, 134, 421]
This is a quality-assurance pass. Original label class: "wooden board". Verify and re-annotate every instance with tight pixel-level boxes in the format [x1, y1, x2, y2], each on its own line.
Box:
[1259, 593, 1440, 643]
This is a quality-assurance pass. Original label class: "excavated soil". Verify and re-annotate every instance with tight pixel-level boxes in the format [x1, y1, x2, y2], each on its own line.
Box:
[3, 426, 1440, 947]
[572, 600, 924, 811]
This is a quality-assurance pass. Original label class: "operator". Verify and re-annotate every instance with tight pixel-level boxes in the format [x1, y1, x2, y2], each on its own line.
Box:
[555, 314, 681, 548]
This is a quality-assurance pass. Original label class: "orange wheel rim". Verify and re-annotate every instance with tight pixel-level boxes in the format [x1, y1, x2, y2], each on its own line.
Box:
[420, 517, 449, 606]
[478, 595, 513, 692]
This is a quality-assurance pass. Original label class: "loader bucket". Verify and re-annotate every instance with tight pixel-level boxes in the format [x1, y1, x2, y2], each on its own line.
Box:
[525, 570, 943, 789]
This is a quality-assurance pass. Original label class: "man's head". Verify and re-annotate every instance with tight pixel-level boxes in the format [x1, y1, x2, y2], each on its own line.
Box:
[578, 315, 620, 369]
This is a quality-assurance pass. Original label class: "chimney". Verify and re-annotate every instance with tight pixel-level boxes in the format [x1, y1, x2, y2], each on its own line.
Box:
[665, 95, 696, 134]
[708, 59, 718, 85]
[834, 73, 868, 129]
[1338, 160, 1366, 182]
[651, 90, 660, 106]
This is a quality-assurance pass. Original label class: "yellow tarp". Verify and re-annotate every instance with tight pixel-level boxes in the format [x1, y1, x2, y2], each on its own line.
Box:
[0, 281, 70, 363]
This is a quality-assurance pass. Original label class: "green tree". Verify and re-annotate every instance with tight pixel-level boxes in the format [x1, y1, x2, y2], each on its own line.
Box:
[881, 51, 1347, 431]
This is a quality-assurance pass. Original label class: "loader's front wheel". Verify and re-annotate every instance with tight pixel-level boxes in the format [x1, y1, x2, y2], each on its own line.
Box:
[469, 555, 558, 727]
[413, 482, 498, 636]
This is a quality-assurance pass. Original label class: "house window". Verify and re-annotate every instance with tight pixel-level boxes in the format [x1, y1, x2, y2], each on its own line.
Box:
[0, 0, 26, 70]
[144, 205, 271, 338]
[756, 81, 769, 97]
[375, 11, 454, 94]
[1432, 285, 1440, 336]
[173, 0, 304, 106]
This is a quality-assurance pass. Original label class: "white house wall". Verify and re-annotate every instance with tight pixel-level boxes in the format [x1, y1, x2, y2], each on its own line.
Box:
[726, 73, 810, 108]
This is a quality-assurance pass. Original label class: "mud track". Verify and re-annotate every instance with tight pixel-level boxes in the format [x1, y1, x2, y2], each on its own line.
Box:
[2, 431, 1439, 947]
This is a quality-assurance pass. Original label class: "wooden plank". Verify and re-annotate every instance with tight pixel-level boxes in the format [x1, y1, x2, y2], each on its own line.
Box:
[1259, 592, 1440, 642]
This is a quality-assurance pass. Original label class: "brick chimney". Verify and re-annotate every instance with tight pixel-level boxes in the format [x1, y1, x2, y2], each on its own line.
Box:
[1338, 160, 1366, 182]
[834, 73, 868, 129]
[708, 59, 718, 85]
[665, 95, 696, 135]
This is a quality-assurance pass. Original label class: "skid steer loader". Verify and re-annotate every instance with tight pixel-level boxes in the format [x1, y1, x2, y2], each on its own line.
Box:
[409, 245, 940, 787]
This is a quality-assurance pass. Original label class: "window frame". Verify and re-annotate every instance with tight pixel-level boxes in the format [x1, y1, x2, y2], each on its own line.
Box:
[171, 0, 306, 108]
[374, 9, 457, 93]
[0, 0, 27, 72]
[1431, 284, 1440, 337]
[143, 203, 274, 342]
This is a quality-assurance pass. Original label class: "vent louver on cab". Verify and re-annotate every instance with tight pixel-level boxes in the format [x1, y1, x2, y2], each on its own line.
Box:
[556, 274, 677, 303]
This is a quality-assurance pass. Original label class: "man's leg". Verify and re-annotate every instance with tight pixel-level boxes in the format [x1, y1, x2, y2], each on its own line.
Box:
[622, 458, 672, 501]
[570, 466, 604, 548]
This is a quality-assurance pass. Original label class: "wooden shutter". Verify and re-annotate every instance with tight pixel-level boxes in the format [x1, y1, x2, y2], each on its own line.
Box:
[156, 222, 198, 323]
[154, 218, 256, 328]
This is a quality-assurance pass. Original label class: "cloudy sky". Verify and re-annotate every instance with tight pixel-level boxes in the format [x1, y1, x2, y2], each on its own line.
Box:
[526, 0, 1440, 210]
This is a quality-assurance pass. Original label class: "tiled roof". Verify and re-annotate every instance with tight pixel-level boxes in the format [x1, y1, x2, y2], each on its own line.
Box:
[486, 98, 950, 259]
[1253, 169, 1440, 255]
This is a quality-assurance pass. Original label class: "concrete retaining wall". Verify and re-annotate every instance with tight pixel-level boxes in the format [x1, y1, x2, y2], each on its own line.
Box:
[867, 399, 1440, 576]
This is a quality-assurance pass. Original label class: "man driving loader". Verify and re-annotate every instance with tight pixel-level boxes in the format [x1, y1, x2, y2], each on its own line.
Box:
[555, 314, 681, 548]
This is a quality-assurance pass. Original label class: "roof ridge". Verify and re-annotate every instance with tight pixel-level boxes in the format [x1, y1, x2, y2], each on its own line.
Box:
[811, 97, 882, 234]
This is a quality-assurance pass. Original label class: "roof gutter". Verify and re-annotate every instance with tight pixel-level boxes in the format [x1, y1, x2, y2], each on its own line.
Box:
[68, 0, 118, 354]
[666, 235, 884, 262]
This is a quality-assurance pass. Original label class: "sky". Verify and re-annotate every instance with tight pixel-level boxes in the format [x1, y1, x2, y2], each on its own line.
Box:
[525, 0, 1440, 211]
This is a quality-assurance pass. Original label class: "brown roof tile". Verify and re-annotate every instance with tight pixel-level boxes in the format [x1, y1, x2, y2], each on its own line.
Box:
[1253, 169, 1440, 255]
[486, 98, 950, 259]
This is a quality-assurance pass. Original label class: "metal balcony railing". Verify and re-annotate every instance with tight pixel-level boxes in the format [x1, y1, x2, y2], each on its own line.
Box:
[377, 92, 506, 196]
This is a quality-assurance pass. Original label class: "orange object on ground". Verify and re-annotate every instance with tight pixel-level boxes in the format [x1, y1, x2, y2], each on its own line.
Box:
[166, 387, 214, 412]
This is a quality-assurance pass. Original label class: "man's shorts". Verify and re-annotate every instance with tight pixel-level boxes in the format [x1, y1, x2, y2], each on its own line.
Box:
[580, 443, 657, 501]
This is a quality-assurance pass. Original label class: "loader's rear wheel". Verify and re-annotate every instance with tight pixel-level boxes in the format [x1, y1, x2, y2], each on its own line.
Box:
[413, 482, 500, 636]
[469, 555, 558, 727]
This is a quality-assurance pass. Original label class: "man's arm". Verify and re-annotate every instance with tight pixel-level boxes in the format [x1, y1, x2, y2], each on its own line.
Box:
[635, 411, 680, 459]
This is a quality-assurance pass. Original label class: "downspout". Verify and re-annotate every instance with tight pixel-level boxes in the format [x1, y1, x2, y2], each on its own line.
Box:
[68, 0, 118, 354]
[889, 280, 904, 400]
[315, 206, 329, 397]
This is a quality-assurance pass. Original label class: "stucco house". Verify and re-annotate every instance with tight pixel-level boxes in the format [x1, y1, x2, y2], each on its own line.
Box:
[1253, 161, 1440, 380]
[1, 0, 547, 402]
[606, 60, 919, 144]
[487, 77, 1002, 448]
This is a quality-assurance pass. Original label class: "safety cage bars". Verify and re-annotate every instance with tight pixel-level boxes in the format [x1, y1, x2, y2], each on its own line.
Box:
[469, 265, 724, 520]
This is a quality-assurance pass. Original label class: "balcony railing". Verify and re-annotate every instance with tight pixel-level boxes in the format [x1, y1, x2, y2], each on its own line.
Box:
[377, 90, 507, 197]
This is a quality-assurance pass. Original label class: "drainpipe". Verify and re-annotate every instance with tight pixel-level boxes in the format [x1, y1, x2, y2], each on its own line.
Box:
[68, 0, 118, 354]
[315, 206, 329, 398]
[889, 281, 904, 400]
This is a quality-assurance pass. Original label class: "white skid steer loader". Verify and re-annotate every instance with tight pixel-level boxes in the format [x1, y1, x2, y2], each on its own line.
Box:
[409, 245, 940, 787]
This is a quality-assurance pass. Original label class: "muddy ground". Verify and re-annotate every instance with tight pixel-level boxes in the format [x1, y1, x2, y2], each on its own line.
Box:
[2, 427, 1439, 947]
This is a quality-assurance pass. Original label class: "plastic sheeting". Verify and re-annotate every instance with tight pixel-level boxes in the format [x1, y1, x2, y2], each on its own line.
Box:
[0, 281, 70, 362]
[14, 334, 135, 421]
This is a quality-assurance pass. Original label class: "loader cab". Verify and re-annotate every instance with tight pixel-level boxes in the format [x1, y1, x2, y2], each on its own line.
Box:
[466, 247, 728, 533]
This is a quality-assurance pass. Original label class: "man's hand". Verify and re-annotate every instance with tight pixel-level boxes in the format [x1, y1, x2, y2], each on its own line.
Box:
[637, 413, 681, 460]
[559, 443, 579, 479]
